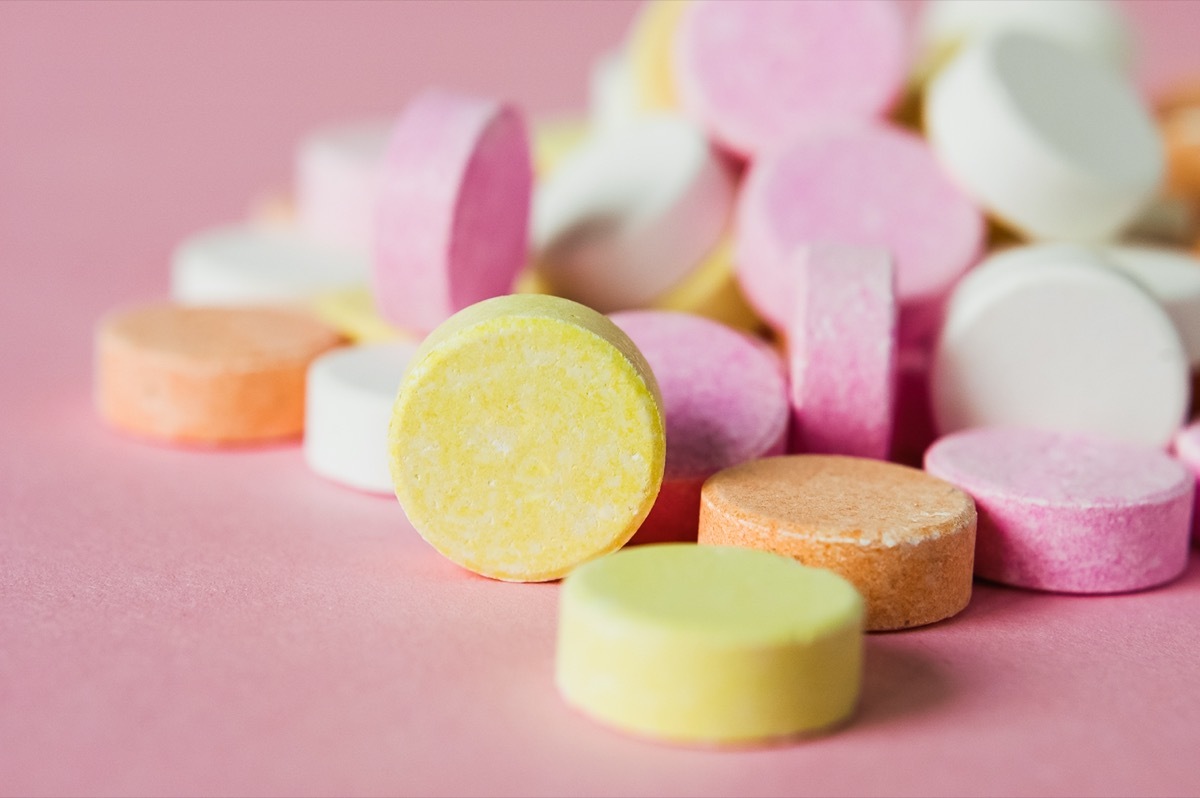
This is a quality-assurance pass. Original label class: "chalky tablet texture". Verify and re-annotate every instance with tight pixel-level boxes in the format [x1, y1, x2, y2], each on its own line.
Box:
[305, 342, 418, 494]
[374, 89, 532, 334]
[926, 427, 1194, 593]
[789, 245, 897, 459]
[925, 31, 1163, 242]
[674, 0, 906, 157]
[295, 119, 390, 253]
[736, 122, 983, 346]
[534, 113, 735, 313]
[932, 244, 1189, 448]
[96, 305, 343, 445]
[389, 295, 665, 582]
[610, 311, 788, 543]
[556, 544, 864, 745]
[1171, 422, 1200, 543]
[698, 456, 976, 631]
[171, 224, 369, 306]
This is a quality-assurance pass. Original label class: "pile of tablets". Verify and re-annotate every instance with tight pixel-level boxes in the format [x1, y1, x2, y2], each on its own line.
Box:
[94, 0, 1200, 747]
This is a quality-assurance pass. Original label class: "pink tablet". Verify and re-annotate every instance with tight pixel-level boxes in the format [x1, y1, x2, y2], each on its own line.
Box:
[788, 244, 897, 460]
[674, 0, 907, 157]
[609, 310, 788, 544]
[926, 426, 1194, 593]
[736, 122, 983, 348]
[374, 89, 532, 334]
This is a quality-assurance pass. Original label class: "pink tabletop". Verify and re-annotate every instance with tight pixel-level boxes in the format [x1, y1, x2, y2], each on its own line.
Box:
[2, 2, 1199, 795]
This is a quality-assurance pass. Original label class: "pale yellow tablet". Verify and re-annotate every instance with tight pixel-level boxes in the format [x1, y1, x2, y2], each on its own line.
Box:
[557, 543, 864, 745]
[389, 295, 665, 582]
[307, 286, 407, 344]
[629, 0, 688, 112]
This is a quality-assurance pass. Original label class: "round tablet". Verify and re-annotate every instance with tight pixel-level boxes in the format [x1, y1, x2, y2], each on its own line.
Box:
[932, 243, 1189, 448]
[736, 122, 983, 346]
[925, 31, 1163, 242]
[295, 118, 390, 253]
[1099, 244, 1200, 367]
[788, 244, 897, 459]
[674, 0, 907, 157]
[556, 544, 864, 745]
[609, 311, 788, 543]
[926, 427, 1193, 593]
[533, 113, 736, 313]
[305, 342, 418, 494]
[96, 304, 343, 445]
[389, 295, 665, 582]
[698, 455, 977, 631]
[374, 89, 532, 334]
[914, 0, 1131, 86]
[1171, 422, 1200, 543]
[170, 224, 369, 306]
[627, 0, 686, 112]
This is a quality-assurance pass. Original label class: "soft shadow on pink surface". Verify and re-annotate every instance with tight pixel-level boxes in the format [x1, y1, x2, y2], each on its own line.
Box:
[4, 1, 1200, 796]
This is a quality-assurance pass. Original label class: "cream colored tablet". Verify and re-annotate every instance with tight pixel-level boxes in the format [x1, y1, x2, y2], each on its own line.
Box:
[557, 544, 864, 745]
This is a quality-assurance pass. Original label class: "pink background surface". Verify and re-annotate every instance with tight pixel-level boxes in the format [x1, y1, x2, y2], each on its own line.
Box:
[3, 1, 1200, 795]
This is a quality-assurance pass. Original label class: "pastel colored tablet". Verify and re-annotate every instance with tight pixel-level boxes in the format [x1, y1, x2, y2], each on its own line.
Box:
[610, 310, 788, 543]
[788, 244, 897, 459]
[557, 543, 864, 745]
[674, 0, 907, 157]
[736, 122, 982, 347]
[699, 455, 977, 631]
[932, 243, 1189, 448]
[295, 118, 390, 253]
[96, 304, 343, 446]
[925, 31, 1162, 242]
[927, 427, 1194, 593]
[389, 295, 665, 582]
[374, 89, 532, 334]
[305, 342, 418, 494]
[171, 224, 369, 306]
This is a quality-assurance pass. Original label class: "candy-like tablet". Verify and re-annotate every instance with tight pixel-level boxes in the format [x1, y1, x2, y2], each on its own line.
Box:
[651, 237, 761, 333]
[609, 311, 788, 543]
[374, 89, 532, 334]
[389, 295, 665, 582]
[736, 122, 983, 346]
[589, 50, 639, 132]
[932, 244, 1189, 447]
[96, 304, 342, 445]
[171, 224, 369, 306]
[698, 456, 976, 631]
[674, 0, 907, 157]
[914, 0, 1131, 86]
[927, 427, 1193, 593]
[305, 342, 418, 494]
[925, 31, 1163, 242]
[1171, 422, 1200, 543]
[556, 544, 864, 745]
[295, 119, 390, 253]
[627, 0, 686, 112]
[307, 287, 406, 345]
[788, 245, 897, 459]
[534, 113, 735, 313]
[1099, 245, 1200, 367]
